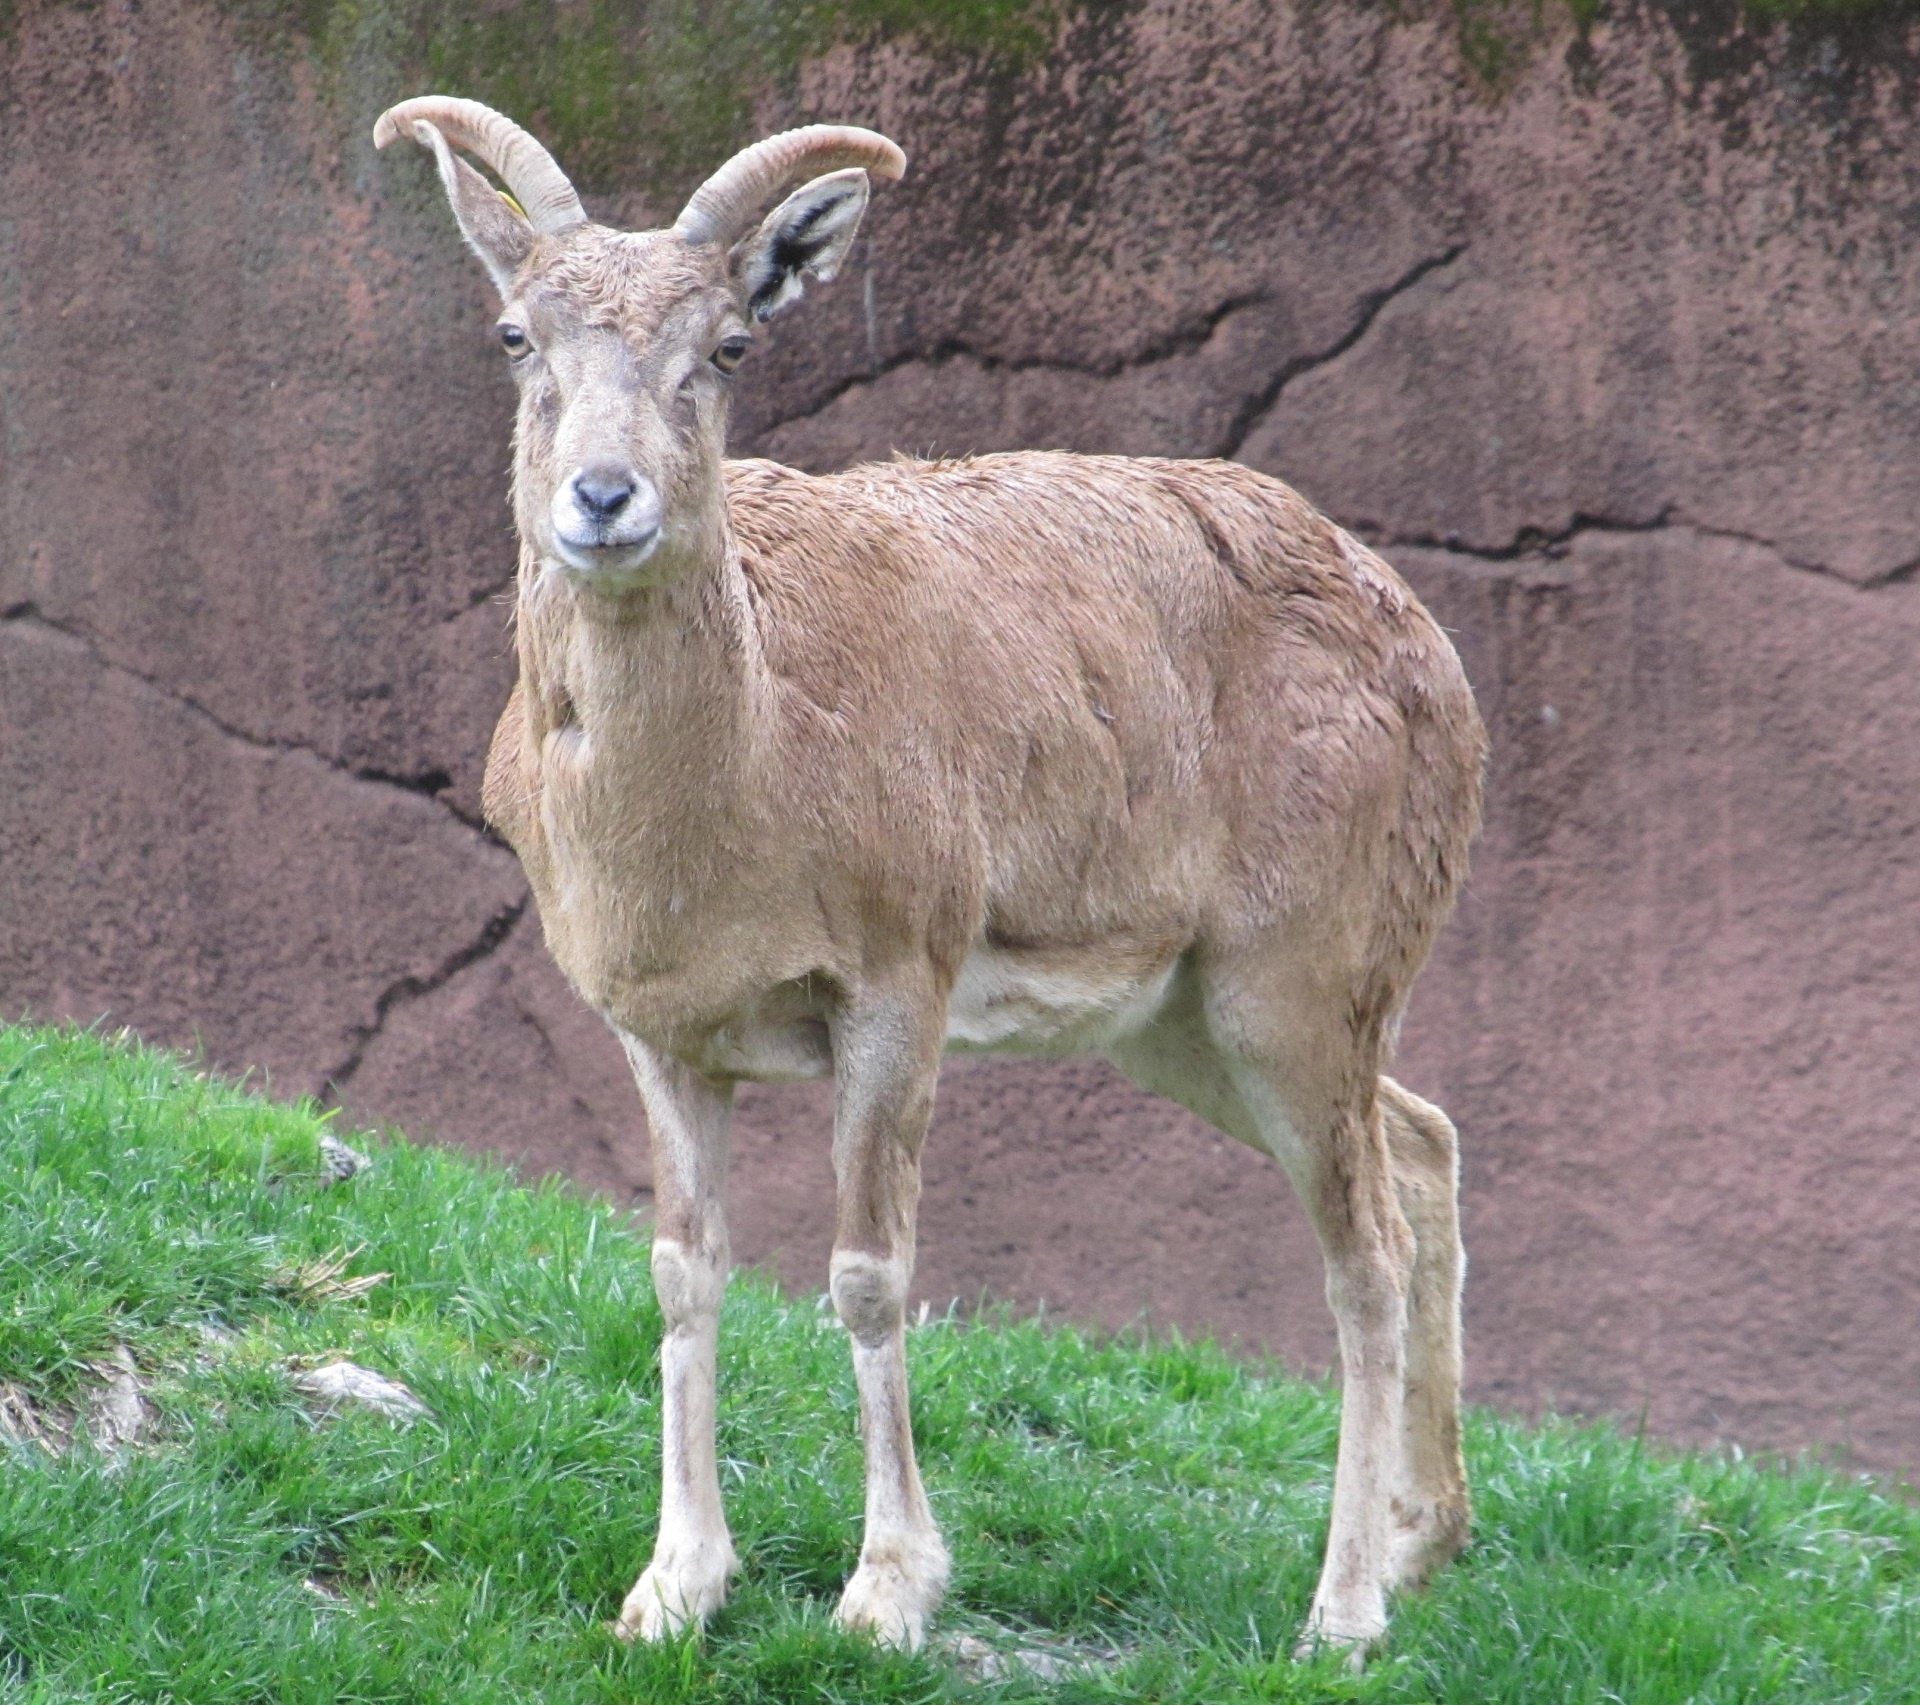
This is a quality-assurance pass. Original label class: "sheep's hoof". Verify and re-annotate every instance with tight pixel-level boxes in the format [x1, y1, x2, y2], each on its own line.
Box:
[834, 1548, 950, 1652]
[613, 1547, 735, 1642]
[1294, 1605, 1385, 1671]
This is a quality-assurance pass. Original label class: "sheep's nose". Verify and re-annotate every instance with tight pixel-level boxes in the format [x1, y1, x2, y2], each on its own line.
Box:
[572, 466, 635, 521]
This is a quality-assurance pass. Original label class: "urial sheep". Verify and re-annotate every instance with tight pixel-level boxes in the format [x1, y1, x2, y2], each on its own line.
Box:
[374, 96, 1485, 1659]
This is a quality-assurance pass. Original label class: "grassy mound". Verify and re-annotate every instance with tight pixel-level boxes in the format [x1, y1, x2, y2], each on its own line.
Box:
[1, 1024, 1915, 1702]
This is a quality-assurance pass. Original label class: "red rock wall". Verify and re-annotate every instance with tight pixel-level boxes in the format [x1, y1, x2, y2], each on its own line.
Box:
[4, 0, 1917, 1469]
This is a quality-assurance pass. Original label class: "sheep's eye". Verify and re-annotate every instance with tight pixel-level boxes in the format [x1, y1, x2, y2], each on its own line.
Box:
[711, 334, 751, 374]
[498, 324, 531, 358]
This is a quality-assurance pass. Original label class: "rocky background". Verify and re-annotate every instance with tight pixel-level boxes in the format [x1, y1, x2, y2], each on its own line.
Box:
[3, 0, 1917, 1469]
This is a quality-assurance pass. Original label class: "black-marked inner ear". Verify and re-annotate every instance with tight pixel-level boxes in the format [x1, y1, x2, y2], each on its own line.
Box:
[733, 169, 871, 323]
[753, 202, 838, 315]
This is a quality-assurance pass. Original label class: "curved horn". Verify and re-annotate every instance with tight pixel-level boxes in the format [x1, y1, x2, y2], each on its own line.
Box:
[674, 125, 906, 249]
[373, 96, 587, 236]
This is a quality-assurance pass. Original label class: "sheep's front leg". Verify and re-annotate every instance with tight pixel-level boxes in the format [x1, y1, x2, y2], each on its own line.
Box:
[829, 983, 951, 1650]
[613, 1036, 739, 1642]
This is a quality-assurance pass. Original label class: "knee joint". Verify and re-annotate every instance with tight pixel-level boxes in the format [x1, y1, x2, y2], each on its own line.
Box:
[830, 1249, 907, 1346]
[652, 1237, 727, 1328]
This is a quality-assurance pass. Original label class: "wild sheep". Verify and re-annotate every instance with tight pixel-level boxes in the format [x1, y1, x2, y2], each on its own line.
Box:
[374, 96, 1486, 1661]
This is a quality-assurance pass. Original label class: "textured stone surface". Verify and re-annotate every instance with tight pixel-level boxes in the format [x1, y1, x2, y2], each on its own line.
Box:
[0, 614, 525, 1093]
[334, 918, 650, 1199]
[4, 0, 1919, 1469]
[0, 0, 521, 823]
[759, 7, 1920, 586]
[1396, 529, 1920, 1464]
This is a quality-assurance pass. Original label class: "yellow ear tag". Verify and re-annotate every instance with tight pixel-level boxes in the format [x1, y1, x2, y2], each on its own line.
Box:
[497, 188, 528, 220]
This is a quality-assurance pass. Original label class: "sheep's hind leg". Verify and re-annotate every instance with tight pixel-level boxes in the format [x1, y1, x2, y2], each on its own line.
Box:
[1379, 1076, 1471, 1591]
[1108, 963, 1414, 1663]
[613, 1037, 740, 1642]
[1203, 984, 1413, 1666]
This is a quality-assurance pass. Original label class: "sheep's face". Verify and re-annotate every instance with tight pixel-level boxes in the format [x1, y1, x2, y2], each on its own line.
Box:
[497, 228, 747, 593]
[402, 134, 874, 595]
[385, 104, 886, 593]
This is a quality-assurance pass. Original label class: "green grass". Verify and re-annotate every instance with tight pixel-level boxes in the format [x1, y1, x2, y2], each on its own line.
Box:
[1, 1023, 1916, 1702]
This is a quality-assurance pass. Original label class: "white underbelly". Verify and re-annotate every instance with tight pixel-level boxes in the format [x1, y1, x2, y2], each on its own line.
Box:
[660, 943, 1183, 1081]
[944, 943, 1178, 1056]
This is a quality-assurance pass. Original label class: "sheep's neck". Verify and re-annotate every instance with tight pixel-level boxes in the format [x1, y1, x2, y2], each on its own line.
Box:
[526, 543, 758, 783]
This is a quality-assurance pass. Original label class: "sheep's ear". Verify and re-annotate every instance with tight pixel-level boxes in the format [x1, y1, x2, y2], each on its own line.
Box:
[730, 168, 869, 322]
[410, 119, 536, 295]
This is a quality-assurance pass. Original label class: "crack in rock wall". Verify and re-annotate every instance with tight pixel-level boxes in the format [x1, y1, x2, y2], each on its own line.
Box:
[0, 616, 526, 1098]
[1400, 525, 1920, 1459]
[5, 0, 1920, 1467]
